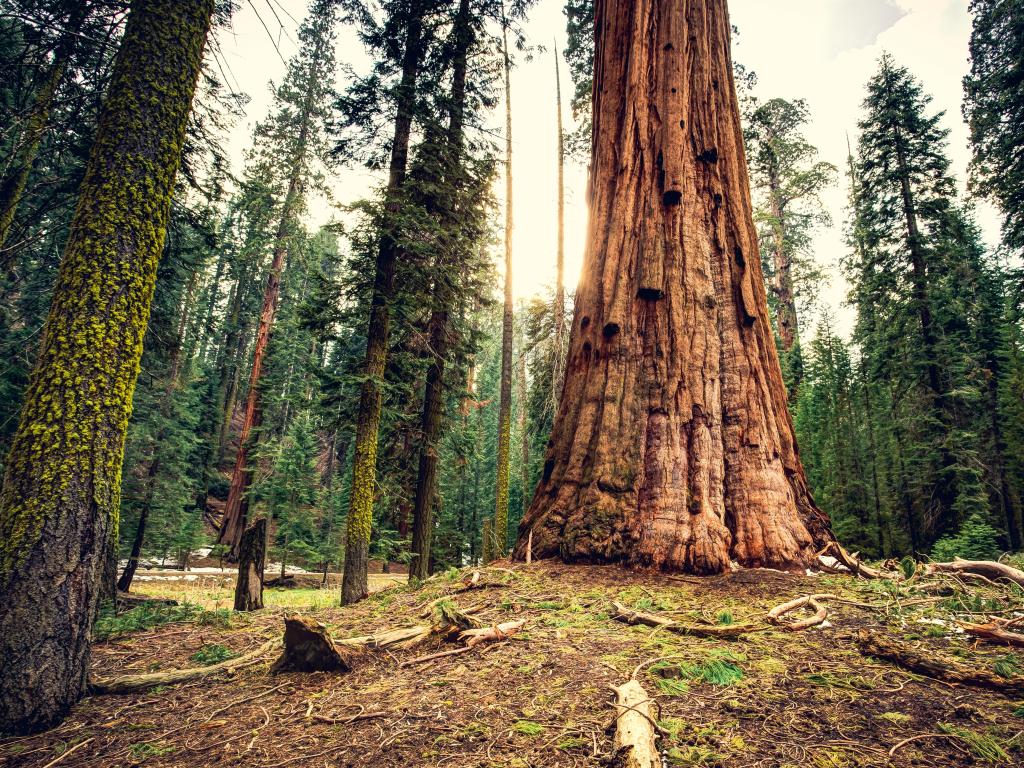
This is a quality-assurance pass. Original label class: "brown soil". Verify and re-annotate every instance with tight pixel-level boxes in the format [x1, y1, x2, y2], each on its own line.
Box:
[2, 562, 1022, 767]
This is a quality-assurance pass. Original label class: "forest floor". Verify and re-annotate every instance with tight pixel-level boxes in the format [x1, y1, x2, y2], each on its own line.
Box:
[2, 561, 1023, 768]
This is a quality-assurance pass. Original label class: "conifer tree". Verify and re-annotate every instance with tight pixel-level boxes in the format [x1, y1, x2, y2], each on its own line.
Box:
[964, 0, 1024, 252]
[848, 55, 991, 548]
[744, 97, 835, 387]
[0, 0, 215, 734]
[218, 0, 337, 556]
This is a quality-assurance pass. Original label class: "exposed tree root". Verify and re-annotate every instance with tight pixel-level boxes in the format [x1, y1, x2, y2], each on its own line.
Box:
[926, 558, 1024, 588]
[611, 601, 755, 639]
[610, 680, 659, 768]
[767, 594, 835, 631]
[854, 629, 1024, 693]
[89, 638, 281, 695]
[819, 542, 888, 579]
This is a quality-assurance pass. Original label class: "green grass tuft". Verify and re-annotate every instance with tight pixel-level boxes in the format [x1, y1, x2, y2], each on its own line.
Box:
[512, 720, 544, 736]
[93, 602, 202, 640]
[938, 723, 1009, 763]
[189, 643, 236, 666]
[993, 654, 1021, 679]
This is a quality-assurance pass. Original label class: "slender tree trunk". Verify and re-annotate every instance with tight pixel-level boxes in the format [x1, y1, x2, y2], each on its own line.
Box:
[409, 0, 472, 582]
[0, 0, 214, 734]
[493, 11, 514, 559]
[219, 155, 308, 555]
[767, 169, 798, 353]
[514, 0, 834, 573]
[551, 45, 567, 413]
[517, 350, 530, 510]
[116, 456, 159, 593]
[342, 3, 426, 604]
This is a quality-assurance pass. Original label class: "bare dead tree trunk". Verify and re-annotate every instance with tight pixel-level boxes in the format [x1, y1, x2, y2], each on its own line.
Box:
[514, 0, 834, 573]
[234, 517, 267, 611]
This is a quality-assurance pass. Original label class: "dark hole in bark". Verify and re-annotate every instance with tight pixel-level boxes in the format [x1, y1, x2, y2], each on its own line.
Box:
[713, 193, 723, 206]
[671, 87, 677, 93]
[581, 316, 590, 329]
[704, 295, 717, 309]
[582, 340, 592, 354]
[603, 322, 620, 338]
[542, 459, 554, 482]
[679, 119, 685, 128]
[698, 148, 719, 164]
[638, 287, 665, 301]
[712, 79, 719, 91]
[663, 190, 682, 205]
[664, 42, 674, 51]
[734, 246, 746, 267]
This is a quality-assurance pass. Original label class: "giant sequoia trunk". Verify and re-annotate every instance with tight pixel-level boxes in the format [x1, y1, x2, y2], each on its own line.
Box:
[514, 0, 834, 573]
[0, 0, 214, 734]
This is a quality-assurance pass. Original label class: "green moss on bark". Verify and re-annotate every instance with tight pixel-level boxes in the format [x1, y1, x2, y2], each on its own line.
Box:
[0, 0, 215, 735]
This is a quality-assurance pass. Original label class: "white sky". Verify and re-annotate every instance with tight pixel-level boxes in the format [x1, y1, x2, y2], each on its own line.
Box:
[215, 0, 1001, 339]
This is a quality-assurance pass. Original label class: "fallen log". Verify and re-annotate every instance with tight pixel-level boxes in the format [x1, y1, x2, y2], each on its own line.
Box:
[959, 621, 1024, 648]
[610, 680, 659, 768]
[767, 594, 834, 631]
[926, 559, 1024, 588]
[272, 615, 355, 673]
[90, 638, 280, 695]
[611, 601, 754, 639]
[854, 629, 1024, 693]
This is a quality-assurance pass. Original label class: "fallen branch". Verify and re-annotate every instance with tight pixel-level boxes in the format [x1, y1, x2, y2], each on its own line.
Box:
[459, 619, 527, 648]
[90, 638, 280, 695]
[926, 558, 1024, 589]
[820, 542, 886, 580]
[337, 624, 434, 650]
[854, 629, 1024, 693]
[399, 619, 526, 667]
[610, 680, 659, 768]
[611, 601, 754, 639]
[767, 594, 834, 631]
[959, 620, 1024, 648]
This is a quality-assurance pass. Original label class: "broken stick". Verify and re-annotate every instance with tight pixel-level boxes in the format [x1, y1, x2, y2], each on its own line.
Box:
[767, 594, 835, 631]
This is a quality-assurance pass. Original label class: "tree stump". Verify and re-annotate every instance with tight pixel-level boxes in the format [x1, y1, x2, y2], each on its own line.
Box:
[271, 615, 353, 674]
[234, 518, 266, 611]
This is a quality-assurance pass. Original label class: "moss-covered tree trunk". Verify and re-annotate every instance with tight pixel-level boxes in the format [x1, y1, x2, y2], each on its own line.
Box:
[493, 14, 515, 559]
[341, 2, 426, 604]
[0, 0, 214, 735]
[513, 0, 834, 573]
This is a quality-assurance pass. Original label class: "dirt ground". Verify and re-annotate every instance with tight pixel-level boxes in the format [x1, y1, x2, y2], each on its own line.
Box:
[2, 561, 1022, 767]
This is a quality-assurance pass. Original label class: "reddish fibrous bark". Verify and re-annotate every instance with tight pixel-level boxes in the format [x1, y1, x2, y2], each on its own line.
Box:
[514, 0, 834, 574]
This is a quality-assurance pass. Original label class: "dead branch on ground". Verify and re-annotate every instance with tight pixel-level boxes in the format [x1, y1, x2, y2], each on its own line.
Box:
[611, 601, 755, 639]
[767, 594, 835, 631]
[89, 638, 280, 695]
[854, 629, 1024, 693]
[926, 558, 1024, 588]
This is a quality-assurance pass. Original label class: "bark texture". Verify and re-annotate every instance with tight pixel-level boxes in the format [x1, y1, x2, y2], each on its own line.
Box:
[514, 0, 834, 574]
[0, 0, 214, 735]
[234, 518, 267, 611]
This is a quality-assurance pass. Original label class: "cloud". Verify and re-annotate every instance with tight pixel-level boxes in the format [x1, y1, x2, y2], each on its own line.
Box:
[825, 0, 908, 55]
